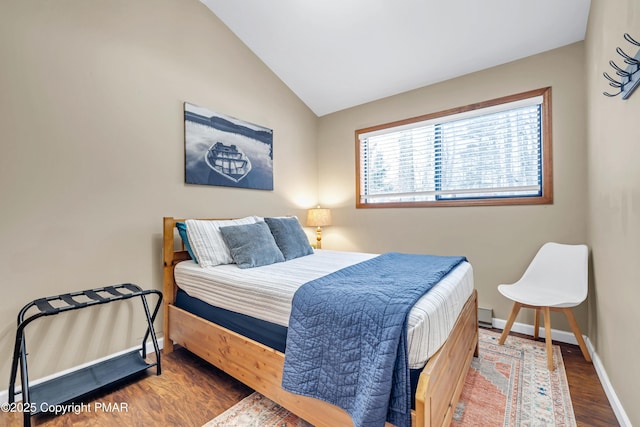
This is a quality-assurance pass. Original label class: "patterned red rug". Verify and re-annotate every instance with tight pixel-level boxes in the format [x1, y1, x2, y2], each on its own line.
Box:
[204, 329, 575, 426]
[452, 329, 575, 426]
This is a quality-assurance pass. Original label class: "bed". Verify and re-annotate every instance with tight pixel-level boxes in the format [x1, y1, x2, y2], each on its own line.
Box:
[162, 216, 478, 427]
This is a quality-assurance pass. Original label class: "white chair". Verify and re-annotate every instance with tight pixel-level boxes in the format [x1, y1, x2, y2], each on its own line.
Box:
[498, 242, 591, 370]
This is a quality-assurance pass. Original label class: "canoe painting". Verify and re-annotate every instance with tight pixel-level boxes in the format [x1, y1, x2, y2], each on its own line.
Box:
[184, 102, 273, 190]
[205, 142, 252, 183]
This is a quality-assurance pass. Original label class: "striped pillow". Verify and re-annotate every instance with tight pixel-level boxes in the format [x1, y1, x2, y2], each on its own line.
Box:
[185, 217, 257, 267]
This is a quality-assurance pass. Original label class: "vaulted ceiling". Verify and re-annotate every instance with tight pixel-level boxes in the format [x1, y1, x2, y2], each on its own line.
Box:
[201, 0, 591, 116]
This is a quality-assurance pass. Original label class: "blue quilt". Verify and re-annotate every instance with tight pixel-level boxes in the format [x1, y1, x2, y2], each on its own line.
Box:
[281, 252, 467, 427]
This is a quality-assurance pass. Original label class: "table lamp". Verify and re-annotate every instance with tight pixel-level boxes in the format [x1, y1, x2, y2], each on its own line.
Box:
[306, 207, 332, 249]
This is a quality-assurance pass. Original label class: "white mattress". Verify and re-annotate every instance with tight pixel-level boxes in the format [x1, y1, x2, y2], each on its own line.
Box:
[174, 250, 474, 368]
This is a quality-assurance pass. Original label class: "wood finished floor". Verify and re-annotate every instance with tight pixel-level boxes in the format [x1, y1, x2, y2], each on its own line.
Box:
[1, 329, 619, 427]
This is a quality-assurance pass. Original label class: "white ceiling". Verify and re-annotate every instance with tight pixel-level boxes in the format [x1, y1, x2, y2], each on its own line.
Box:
[201, 0, 591, 117]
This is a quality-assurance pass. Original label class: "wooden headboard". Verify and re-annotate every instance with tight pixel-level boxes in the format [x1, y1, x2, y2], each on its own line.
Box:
[162, 217, 186, 353]
[162, 218, 188, 301]
[162, 216, 238, 353]
[162, 216, 237, 296]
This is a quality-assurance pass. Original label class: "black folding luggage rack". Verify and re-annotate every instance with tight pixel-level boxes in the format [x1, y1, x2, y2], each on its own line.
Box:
[8, 284, 162, 427]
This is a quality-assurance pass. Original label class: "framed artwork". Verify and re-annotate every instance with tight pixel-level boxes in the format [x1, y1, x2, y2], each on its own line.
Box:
[184, 102, 273, 190]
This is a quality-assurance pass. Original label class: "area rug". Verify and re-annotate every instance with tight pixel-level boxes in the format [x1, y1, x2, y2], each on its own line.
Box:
[451, 329, 575, 426]
[204, 329, 575, 426]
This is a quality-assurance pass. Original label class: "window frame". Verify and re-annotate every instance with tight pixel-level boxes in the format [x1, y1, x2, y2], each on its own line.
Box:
[355, 87, 553, 208]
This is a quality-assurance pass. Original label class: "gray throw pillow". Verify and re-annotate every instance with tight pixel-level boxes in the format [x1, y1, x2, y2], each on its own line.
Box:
[219, 221, 285, 269]
[264, 217, 314, 261]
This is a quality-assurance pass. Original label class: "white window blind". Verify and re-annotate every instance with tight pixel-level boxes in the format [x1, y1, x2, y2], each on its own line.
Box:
[358, 93, 547, 206]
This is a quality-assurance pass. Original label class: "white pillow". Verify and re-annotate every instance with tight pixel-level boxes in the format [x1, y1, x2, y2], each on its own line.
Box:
[185, 217, 257, 267]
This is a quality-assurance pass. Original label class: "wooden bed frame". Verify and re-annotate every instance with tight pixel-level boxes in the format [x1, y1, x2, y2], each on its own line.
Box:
[162, 217, 478, 427]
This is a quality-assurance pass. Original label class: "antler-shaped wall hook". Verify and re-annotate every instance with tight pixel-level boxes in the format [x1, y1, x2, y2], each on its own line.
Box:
[624, 33, 640, 47]
[603, 33, 640, 99]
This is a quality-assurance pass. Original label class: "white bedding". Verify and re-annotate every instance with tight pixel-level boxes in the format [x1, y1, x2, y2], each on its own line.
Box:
[174, 249, 474, 368]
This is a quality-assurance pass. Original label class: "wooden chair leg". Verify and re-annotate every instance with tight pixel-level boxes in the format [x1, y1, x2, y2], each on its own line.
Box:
[543, 306, 554, 371]
[562, 308, 592, 362]
[533, 309, 540, 340]
[499, 302, 522, 345]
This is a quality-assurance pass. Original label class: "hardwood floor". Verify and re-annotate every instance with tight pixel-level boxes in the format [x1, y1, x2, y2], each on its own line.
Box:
[1, 331, 619, 427]
[1, 349, 253, 427]
[555, 338, 619, 426]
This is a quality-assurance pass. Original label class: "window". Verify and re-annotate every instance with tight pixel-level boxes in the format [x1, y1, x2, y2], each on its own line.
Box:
[356, 87, 553, 208]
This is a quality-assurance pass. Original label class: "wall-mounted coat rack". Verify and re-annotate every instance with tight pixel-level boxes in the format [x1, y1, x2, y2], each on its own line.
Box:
[603, 33, 640, 99]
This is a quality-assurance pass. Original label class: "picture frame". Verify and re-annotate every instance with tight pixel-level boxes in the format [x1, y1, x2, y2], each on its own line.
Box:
[184, 102, 273, 190]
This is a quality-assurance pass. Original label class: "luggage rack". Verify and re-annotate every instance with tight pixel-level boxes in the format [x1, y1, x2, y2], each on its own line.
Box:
[8, 284, 162, 427]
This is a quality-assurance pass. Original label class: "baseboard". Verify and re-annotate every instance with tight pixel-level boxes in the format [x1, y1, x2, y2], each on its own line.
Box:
[492, 317, 580, 345]
[585, 337, 633, 427]
[493, 318, 631, 427]
[0, 338, 163, 405]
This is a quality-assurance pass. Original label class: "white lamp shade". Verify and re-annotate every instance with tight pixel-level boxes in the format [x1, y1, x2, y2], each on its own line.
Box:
[306, 208, 332, 227]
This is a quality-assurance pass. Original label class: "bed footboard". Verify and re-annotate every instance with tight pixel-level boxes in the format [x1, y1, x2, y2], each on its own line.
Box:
[169, 305, 354, 426]
[415, 289, 478, 427]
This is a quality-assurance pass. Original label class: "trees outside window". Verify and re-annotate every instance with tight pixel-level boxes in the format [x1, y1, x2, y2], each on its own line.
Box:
[356, 87, 552, 208]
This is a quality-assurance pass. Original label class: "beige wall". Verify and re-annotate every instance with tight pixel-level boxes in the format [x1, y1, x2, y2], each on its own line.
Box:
[0, 0, 318, 385]
[317, 43, 589, 335]
[586, 1, 640, 424]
